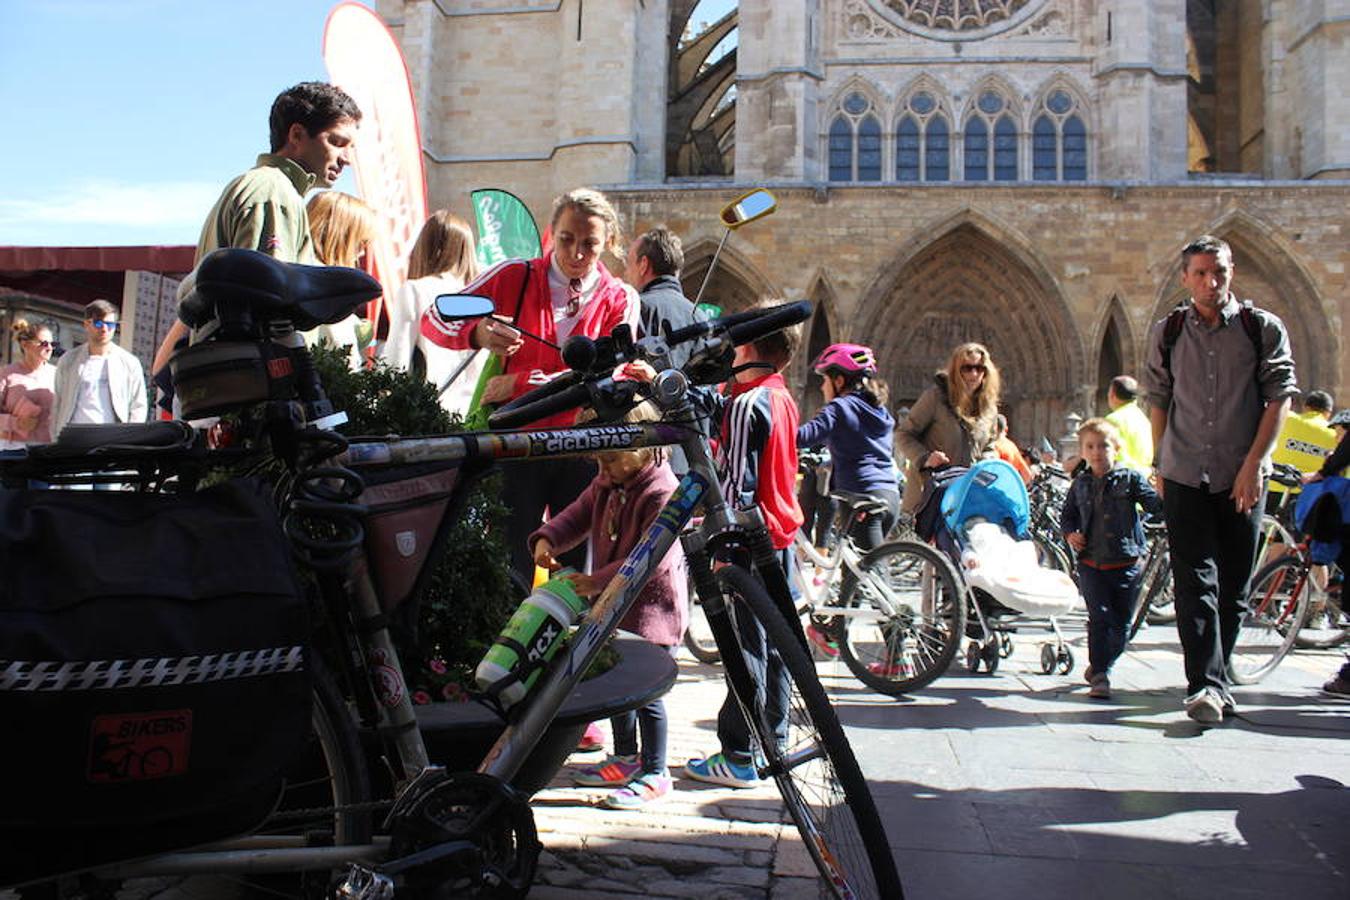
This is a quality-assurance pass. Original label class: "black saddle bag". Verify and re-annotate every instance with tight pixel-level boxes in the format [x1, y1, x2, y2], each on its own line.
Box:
[0, 478, 311, 885]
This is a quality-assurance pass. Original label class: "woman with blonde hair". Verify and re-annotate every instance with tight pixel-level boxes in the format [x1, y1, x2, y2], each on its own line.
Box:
[0, 318, 57, 449]
[420, 187, 639, 581]
[895, 341, 1002, 513]
[382, 210, 480, 413]
[306, 190, 379, 369]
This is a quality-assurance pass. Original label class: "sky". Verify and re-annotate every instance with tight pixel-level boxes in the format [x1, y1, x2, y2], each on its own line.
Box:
[0, 0, 739, 248]
[0, 0, 363, 247]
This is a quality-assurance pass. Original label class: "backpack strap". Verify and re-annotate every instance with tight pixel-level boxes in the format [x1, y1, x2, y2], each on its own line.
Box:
[1159, 305, 1188, 379]
[1161, 300, 1265, 379]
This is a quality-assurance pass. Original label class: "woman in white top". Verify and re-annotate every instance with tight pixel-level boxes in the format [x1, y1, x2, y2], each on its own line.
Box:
[382, 211, 480, 416]
[305, 191, 380, 371]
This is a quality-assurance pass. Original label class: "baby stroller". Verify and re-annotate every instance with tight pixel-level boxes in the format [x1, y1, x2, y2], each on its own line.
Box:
[918, 460, 1082, 675]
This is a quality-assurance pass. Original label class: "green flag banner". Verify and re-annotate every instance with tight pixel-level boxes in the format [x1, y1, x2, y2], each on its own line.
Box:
[466, 189, 543, 429]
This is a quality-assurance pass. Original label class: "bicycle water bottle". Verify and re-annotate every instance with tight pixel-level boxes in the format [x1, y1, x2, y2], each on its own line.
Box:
[474, 571, 588, 709]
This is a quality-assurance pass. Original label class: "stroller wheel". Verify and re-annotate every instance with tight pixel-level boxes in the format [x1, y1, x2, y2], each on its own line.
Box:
[966, 641, 983, 673]
[999, 634, 1014, 658]
[981, 639, 1001, 675]
[1039, 643, 1057, 675]
[1057, 647, 1075, 676]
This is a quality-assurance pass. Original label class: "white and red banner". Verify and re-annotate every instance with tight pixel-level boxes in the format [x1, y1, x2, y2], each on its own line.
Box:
[323, 2, 428, 348]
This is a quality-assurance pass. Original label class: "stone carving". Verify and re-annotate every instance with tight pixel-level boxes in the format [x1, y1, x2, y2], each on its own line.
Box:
[868, 0, 1036, 33]
[1019, 10, 1067, 36]
[844, 0, 904, 40]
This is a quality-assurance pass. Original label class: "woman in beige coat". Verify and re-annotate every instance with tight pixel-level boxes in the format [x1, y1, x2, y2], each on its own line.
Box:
[895, 342, 1002, 513]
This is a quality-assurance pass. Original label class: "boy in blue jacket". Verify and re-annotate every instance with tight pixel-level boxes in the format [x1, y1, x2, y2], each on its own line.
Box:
[1062, 418, 1162, 699]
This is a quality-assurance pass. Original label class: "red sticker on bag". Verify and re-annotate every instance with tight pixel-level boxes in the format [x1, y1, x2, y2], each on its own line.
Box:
[88, 710, 192, 783]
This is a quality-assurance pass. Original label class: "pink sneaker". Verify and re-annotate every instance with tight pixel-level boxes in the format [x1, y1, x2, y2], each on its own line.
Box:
[806, 623, 839, 659]
[574, 754, 641, 787]
[576, 722, 605, 753]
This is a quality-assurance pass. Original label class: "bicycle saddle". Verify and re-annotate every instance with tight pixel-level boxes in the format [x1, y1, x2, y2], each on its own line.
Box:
[178, 248, 382, 332]
[30, 421, 196, 459]
[829, 490, 890, 516]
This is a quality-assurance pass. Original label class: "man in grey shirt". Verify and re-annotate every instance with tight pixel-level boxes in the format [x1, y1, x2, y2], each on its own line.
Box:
[1143, 234, 1297, 723]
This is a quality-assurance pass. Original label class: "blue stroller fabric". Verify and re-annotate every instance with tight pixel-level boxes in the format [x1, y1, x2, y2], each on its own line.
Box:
[1294, 476, 1350, 566]
[940, 459, 1031, 541]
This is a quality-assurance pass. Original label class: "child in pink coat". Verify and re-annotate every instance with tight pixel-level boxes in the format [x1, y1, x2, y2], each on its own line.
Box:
[529, 403, 687, 809]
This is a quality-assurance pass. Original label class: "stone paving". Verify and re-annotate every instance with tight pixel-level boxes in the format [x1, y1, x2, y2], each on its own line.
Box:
[12, 615, 1348, 899]
[527, 616, 1350, 899]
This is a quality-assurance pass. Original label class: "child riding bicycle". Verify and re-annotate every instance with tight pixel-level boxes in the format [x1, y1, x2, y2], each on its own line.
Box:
[796, 343, 897, 657]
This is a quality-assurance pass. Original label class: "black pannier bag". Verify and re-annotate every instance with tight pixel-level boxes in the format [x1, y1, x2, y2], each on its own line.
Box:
[0, 478, 311, 885]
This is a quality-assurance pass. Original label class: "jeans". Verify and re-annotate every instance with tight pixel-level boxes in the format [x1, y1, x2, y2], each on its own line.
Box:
[717, 547, 798, 764]
[1162, 479, 1264, 695]
[846, 489, 900, 553]
[612, 644, 678, 773]
[1077, 561, 1141, 676]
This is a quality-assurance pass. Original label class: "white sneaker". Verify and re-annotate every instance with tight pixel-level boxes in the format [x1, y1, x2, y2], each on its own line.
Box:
[1218, 688, 1238, 716]
[1185, 688, 1223, 724]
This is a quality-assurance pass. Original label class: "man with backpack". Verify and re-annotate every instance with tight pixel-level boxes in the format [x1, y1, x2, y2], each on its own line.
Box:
[1142, 234, 1297, 724]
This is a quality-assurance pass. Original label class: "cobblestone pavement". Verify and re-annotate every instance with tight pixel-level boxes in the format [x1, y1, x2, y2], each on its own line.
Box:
[9, 614, 1349, 899]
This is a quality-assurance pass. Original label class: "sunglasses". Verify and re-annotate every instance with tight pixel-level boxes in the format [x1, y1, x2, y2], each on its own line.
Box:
[90, 320, 118, 330]
[960, 364, 987, 374]
[30, 340, 53, 348]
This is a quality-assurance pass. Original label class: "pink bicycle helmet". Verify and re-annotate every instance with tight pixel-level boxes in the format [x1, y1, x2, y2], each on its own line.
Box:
[812, 343, 877, 375]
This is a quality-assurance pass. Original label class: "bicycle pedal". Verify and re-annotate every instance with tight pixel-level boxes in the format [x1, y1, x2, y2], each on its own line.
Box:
[337, 865, 395, 900]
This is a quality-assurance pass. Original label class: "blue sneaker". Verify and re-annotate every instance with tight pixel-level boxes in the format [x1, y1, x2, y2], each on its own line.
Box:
[684, 752, 760, 788]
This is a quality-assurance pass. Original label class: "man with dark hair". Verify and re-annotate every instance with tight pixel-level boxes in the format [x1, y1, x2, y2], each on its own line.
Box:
[1104, 375, 1153, 474]
[626, 226, 701, 470]
[1143, 234, 1298, 724]
[154, 83, 362, 384]
[627, 226, 696, 368]
[1304, 390, 1334, 418]
[52, 300, 148, 441]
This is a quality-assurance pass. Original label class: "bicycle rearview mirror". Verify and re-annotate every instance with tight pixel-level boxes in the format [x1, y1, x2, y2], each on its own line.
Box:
[695, 190, 779, 307]
[434, 294, 496, 320]
[719, 189, 777, 230]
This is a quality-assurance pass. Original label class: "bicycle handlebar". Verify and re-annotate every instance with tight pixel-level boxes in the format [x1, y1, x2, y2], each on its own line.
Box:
[487, 300, 813, 429]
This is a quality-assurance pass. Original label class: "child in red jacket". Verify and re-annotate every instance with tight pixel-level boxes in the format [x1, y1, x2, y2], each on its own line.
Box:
[529, 402, 687, 809]
[684, 300, 805, 788]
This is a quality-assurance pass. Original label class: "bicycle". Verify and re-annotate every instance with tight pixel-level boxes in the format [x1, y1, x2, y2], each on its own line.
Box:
[1127, 522, 1172, 642]
[1, 248, 901, 898]
[1229, 537, 1319, 684]
[1026, 463, 1075, 577]
[687, 458, 966, 698]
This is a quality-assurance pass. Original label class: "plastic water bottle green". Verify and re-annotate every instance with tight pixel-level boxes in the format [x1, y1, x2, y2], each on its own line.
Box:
[474, 570, 588, 709]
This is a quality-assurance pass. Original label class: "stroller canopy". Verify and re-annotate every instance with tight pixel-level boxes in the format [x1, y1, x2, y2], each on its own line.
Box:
[940, 459, 1030, 540]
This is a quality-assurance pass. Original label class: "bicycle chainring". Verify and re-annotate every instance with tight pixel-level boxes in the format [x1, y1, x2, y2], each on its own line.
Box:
[386, 771, 539, 899]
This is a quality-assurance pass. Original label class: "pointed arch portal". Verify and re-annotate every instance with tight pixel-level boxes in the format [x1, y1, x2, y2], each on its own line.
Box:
[861, 218, 1086, 444]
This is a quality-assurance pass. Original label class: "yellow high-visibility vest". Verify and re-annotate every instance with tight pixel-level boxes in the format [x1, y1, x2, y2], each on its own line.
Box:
[1269, 411, 1337, 493]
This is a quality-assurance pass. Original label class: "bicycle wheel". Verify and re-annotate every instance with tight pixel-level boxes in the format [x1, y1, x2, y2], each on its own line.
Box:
[835, 540, 964, 695]
[256, 659, 373, 850]
[715, 565, 903, 899]
[1143, 546, 1177, 626]
[1228, 555, 1310, 685]
[1128, 547, 1171, 641]
[1294, 573, 1349, 650]
[684, 571, 723, 663]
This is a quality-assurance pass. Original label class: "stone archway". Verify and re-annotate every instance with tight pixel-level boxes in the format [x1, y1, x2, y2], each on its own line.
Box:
[678, 240, 777, 316]
[1149, 213, 1337, 396]
[1094, 295, 1135, 415]
[859, 213, 1086, 445]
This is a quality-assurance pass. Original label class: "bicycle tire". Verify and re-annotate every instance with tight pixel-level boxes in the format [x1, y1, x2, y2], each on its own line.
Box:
[1142, 546, 1177, 627]
[1294, 581, 1349, 650]
[715, 564, 903, 899]
[1227, 555, 1310, 685]
[1128, 546, 1171, 641]
[684, 572, 723, 664]
[257, 659, 372, 849]
[835, 540, 964, 695]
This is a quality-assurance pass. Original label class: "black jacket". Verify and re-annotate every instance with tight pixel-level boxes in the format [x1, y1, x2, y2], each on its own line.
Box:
[638, 275, 699, 372]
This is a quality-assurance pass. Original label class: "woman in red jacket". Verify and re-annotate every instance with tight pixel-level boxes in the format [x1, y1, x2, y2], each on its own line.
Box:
[421, 187, 638, 580]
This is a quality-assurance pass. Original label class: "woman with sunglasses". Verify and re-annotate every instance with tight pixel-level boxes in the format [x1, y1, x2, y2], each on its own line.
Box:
[895, 341, 1002, 514]
[0, 319, 57, 449]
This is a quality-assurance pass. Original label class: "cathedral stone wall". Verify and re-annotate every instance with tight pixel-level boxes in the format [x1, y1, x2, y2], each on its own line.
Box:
[610, 181, 1349, 443]
[379, 0, 1349, 442]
